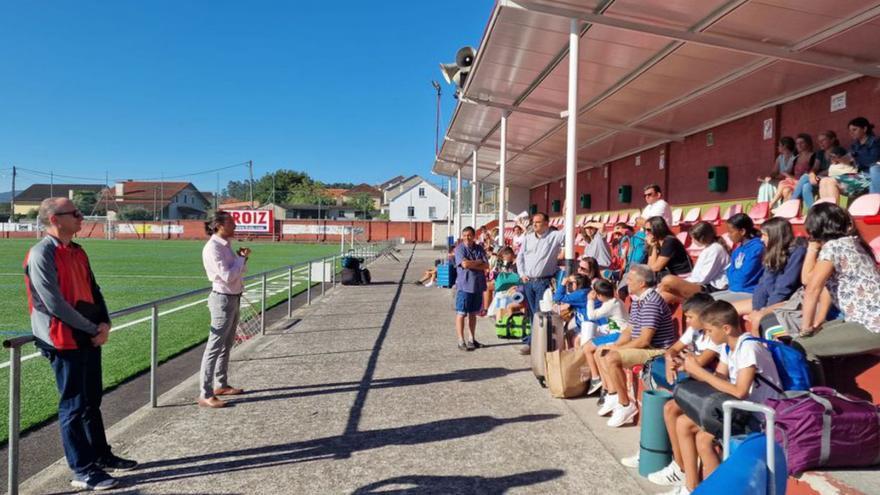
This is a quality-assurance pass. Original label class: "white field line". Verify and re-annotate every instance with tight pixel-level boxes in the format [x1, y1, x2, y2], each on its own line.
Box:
[1, 266, 317, 370]
[0, 273, 207, 279]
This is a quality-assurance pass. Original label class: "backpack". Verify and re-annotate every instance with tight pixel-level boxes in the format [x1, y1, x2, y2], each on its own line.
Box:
[741, 337, 812, 392]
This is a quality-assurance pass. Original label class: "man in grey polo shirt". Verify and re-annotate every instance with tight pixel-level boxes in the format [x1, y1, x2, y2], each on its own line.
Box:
[516, 212, 565, 354]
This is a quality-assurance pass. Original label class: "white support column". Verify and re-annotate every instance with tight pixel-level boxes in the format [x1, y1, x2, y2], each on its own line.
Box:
[564, 18, 579, 266]
[471, 149, 478, 229]
[498, 111, 508, 246]
[447, 177, 452, 240]
[455, 167, 462, 236]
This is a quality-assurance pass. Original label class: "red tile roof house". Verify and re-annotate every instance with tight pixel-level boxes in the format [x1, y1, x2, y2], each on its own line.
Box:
[107, 181, 210, 220]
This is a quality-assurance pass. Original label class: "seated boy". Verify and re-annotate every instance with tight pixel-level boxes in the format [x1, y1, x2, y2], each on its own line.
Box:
[671, 300, 783, 495]
[634, 294, 722, 486]
[595, 264, 677, 428]
[582, 279, 629, 394]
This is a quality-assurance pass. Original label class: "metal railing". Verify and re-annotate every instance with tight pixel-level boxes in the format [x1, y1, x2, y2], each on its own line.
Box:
[2, 241, 392, 495]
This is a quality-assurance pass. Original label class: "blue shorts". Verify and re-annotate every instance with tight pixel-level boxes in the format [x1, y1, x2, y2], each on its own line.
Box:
[591, 333, 620, 346]
[455, 290, 483, 315]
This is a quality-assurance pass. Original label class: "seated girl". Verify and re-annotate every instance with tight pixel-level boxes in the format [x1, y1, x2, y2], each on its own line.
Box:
[658, 221, 730, 304]
[645, 216, 692, 279]
[710, 213, 764, 305]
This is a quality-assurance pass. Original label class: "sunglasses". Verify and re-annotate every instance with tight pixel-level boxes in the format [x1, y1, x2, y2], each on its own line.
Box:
[55, 209, 83, 219]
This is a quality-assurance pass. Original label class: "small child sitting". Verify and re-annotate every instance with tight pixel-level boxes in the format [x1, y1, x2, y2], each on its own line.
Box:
[581, 279, 629, 395]
[672, 300, 783, 495]
[487, 247, 522, 319]
[552, 273, 590, 331]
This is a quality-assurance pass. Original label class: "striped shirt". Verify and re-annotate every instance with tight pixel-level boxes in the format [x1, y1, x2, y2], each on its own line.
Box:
[628, 289, 676, 349]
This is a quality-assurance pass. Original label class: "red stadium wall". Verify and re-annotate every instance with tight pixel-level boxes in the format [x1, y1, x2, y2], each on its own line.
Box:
[529, 76, 880, 210]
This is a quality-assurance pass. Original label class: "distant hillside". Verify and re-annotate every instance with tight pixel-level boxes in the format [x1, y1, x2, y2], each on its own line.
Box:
[0, 191, 10, 202]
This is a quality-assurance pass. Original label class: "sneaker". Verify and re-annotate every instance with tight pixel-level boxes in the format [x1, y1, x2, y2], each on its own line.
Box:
[458, 342, 468, 351]
[471, 340, 483, 349]
[71, 469, 118, 491]
[465, 341, 476, 351]
[660, 486, 690, 495]
[597, 389, 607, 407]
[423, 280, 434, 287]
[518, 345, 531, 355]
[596, 392, 619, 417]
[648, 460, 684, 486]
[620, 452, 640, 468]
[607, 401, 638, 427]
[95, 452, 138, 472]
[587, 377, 603, 395]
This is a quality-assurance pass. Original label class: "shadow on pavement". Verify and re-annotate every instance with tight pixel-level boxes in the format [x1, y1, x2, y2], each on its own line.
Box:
[351, 469, 566, 495]
[120, 414, 560, 487]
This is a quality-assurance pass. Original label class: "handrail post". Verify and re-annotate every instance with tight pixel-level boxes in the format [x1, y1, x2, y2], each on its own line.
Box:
[150, 304, 159, 408]
[287, 266, 293, 319]
[321, 258, 326, 298]
[331, 256, 336, 286]
[260, 272, 267, 335]
[307, 261, 312, 305]
[8, 345, 21, 495]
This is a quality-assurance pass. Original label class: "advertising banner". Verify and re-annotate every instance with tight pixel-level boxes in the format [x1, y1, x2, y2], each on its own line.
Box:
[228, 210, 274, 234]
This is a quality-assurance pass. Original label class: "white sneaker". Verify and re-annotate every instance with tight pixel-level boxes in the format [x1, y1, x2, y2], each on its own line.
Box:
[648, 460, 684, 486]
[620, 452, 640, 468]
[423, 280, 434, 287]
[606, 401, 638, 427]
[596, 392, 619, 417]
[660, 485, 690, 495]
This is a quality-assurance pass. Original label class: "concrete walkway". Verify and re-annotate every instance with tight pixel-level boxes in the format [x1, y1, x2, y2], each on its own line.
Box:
[23, 245, 658, 495]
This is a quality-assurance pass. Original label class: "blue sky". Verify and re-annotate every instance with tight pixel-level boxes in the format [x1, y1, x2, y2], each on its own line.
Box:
[0, 1, 488, 193]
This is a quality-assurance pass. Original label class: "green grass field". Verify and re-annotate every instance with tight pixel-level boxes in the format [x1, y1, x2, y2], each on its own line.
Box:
[0, 238, 344, 444]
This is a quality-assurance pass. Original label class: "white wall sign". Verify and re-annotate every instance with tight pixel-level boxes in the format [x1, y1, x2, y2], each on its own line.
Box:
[830, 91, 847, 112]
[634, 155, 641, 166]
[228, 209, 274, 234]
[763, 118, 774, 140]
[115, 223, 184, 235]
[706, 132, 714, 147]
[659, 150, 666, 170]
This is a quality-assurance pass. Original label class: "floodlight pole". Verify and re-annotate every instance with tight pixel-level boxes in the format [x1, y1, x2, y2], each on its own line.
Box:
[471, 150, 478, 229]
[248, 160, 255, 209]
[563, 18, 579, 273]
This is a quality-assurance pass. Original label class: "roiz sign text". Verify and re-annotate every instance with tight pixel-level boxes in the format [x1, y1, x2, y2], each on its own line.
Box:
[229, 209, 275, 234]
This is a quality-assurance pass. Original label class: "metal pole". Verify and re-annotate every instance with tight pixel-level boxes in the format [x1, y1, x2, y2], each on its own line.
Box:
[150, 304, 158, 408]
[471, 150, 478, 229]
[248, 160, 255, 209]
[8, 346, 21, 495]
[331, 256, 336, 286]
[9, 166, 16, 223]
[287, 266, 293, 318]
[455, 167, 462, 235]
[447, 177, 452, 240]
[499, 112, 508, 247]
[321, 258, 326, 297]
[260, 272, 267, 335]
[307, 261, 312, 305]
[563, 17, 579, 271]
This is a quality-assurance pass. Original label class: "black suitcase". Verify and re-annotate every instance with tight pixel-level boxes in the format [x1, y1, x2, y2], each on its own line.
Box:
[361, 268, 371, 284]
[340, 267, 362, 285]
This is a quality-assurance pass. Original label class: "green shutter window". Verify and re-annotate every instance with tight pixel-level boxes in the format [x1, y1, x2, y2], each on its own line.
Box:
[580, 194, 591, 209]
[551, 200, 561, 212]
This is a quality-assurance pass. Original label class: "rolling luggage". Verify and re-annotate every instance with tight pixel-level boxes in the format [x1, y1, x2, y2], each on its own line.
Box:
[530, 311, 564, 387]
[340, 267, 362, 286]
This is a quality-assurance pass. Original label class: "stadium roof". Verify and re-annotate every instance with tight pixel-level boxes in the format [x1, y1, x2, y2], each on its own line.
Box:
[432, 0, 880, 188]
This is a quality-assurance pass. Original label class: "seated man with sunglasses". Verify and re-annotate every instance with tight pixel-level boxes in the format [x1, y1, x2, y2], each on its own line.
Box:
[24, 198, 137, 491]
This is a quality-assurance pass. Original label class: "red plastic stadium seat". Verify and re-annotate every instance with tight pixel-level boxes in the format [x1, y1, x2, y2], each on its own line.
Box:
[721, 203, 743, 221]
[676, 231, 689, 246]
[849, 193, 880, 217]
[619, 212, 629, 224]
[772, 199, 801, 219]
[701, 206, 720, 223]
[682, 207, 700, 223]
[607, 213, 619, 226]
[748, 202, 770, 224]
[671, 208, 683, 226]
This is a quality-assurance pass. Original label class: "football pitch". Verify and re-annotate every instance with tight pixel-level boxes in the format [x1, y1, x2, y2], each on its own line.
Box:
[0, 238, 343, 444]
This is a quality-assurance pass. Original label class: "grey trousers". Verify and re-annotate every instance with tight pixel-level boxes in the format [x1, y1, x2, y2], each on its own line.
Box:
[200, 292, 240, 399]
[793, 320, 880, 385]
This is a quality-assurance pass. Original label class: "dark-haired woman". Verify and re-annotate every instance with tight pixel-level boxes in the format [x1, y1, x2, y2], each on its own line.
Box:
[199, 211, 249, 408]
[770, 134, 816, 207]
[744, 217, 807, 330]
[758, 137, 796, 204]
[645, 216, 692, 278]
[658, 221, 730, 304]
[791, 133, 834, 210]
[796, 203, 880, 383]
[847, 116, 880, 194]
[710, 213, 764, 306]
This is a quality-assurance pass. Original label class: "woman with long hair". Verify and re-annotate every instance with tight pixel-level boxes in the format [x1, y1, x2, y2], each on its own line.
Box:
[743, 217, 807, 326]
[796, 203, 880, 383]
[758, 136, 796, 204]
[658, 221, 730, 303]
[645, 216, 692, 278]
[710, 213, 764, 305]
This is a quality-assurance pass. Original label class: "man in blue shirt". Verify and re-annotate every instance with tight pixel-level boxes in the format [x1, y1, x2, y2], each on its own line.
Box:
[454, 226, 489, 351]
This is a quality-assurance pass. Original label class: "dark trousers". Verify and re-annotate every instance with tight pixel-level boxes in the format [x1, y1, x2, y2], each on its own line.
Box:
[522, 278, 551, 345]
[44, 346, 110, 475]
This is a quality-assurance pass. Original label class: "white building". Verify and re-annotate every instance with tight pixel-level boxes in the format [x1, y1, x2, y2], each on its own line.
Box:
[388, 178, 449, 222]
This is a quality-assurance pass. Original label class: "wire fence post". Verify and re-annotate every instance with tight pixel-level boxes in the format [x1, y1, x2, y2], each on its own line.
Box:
[331, 256, 336, 286]
[307, 261, 312, 305]
[260, 272, 267, 335]
[150, 304, 158, 408]
[321, 258, 326, 298]
[7, 345, 21, 495]
[287, 266, 293, 319]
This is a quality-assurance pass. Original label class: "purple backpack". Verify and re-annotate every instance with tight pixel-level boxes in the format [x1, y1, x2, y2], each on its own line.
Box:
[765, 387, 880, 474]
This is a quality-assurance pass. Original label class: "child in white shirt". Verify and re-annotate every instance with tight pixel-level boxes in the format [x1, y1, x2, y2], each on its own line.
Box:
[581, 279, 629, 395]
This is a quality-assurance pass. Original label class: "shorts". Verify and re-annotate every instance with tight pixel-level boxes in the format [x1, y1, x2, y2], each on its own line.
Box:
[711, 290, 752, 303]
[591, 333, 621, 346]
[616, 348, 665, 368]
[455, 290, 483, 315]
